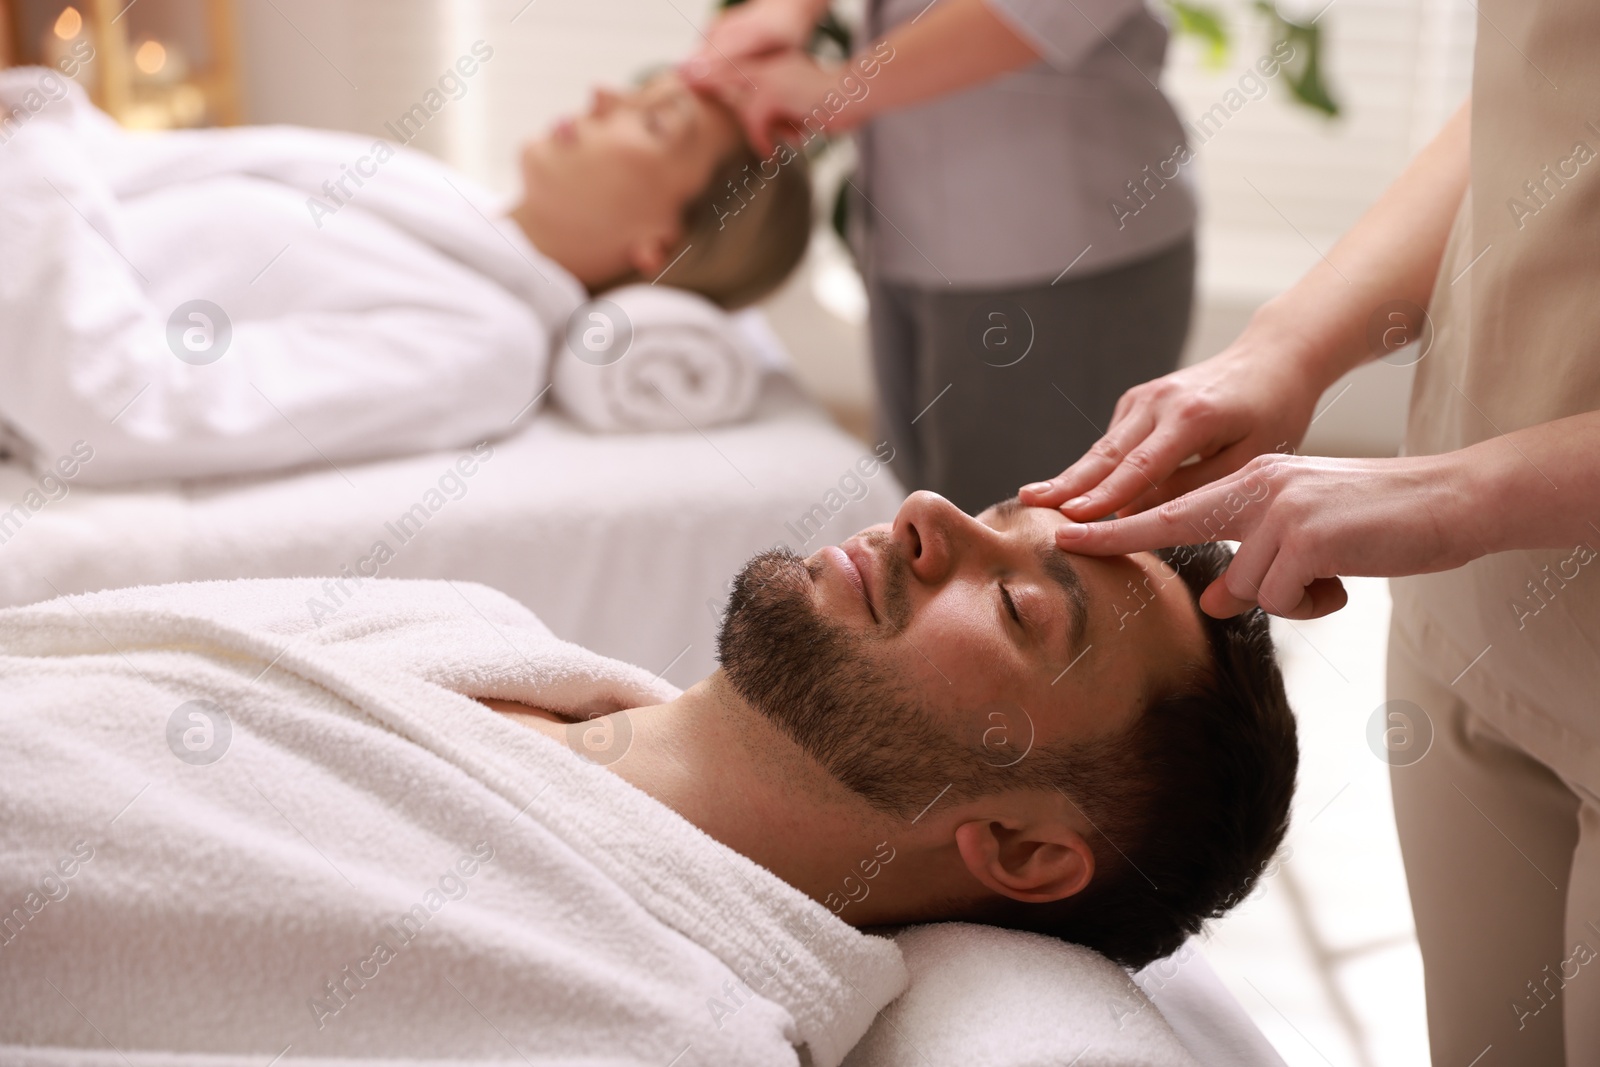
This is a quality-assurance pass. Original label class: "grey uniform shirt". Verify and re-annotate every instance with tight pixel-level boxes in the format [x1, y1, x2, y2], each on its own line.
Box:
[857, 0, 1196, 288]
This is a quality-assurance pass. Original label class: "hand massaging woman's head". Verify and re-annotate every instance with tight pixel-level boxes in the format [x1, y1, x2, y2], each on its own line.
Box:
[717, 492, 1298, 967]
[510, 72, 811, 308]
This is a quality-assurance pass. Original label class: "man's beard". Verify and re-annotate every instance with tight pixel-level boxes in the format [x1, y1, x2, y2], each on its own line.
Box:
[716, 540, 988, 816]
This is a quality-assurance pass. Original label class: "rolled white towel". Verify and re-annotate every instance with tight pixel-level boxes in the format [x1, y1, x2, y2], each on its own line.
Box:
[551, 284, 767, 433]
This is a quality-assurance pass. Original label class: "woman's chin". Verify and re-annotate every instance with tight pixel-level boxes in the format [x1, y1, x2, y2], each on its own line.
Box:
[519, 139, 547, 172]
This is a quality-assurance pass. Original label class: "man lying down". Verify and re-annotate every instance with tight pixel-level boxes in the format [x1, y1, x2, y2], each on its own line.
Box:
[0, 65, 806, 485]
[0, 492, 1296, 1066]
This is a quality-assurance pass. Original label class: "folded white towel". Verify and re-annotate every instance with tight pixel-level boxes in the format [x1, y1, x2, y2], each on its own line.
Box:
[0, 577, 906, 1066]
[843, 924, 1199, 1067]
[552, 284, 766, 432]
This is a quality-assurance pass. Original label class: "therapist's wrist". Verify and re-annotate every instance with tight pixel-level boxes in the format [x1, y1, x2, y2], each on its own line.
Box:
[1232, 300, 1346, 405]
[1445, 434, 1548, 558]
[817, 47, 895, 133]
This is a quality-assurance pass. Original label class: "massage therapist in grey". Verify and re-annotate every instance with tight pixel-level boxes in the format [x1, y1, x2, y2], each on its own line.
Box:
[687, 0, 1196, 512]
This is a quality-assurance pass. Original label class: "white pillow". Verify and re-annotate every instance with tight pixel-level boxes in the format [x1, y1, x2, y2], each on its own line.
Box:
[842, 923, 1200, 1067]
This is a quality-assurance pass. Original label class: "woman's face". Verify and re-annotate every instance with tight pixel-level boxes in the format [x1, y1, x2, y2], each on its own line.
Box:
[519, 73, 742, 277]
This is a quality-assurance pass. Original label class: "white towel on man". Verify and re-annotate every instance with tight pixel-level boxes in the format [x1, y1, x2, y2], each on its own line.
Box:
[0, 68, 585, 485]
[0, 577, 907, 1066]
[552, 285, 767, 433]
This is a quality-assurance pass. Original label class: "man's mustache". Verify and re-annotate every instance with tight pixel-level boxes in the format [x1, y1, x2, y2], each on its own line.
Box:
[858, 530, 911, 631]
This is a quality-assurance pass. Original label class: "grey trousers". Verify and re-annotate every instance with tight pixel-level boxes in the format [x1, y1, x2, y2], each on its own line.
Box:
[865, 237, 1195, 515]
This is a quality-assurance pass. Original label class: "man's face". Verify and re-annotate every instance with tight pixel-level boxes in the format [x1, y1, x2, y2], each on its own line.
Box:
[717, 491, 1210, 813]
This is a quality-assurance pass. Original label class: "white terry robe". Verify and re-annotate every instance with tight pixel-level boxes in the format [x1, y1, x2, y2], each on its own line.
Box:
[0, 577, 908, 1066]
[0, 68, 586, 486]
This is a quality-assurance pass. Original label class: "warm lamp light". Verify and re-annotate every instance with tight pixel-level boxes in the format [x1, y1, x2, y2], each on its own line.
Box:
[53, 6, 83, 39]
[134, 39, 167, 75]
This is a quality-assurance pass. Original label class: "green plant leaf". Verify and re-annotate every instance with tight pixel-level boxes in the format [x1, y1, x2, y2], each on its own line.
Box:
[1165, 1, 1231, 70]
[1253, 1, 1340, 117]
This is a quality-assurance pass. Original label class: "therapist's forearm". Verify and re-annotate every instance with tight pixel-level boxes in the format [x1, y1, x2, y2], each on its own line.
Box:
[1459, 407, 1600, 554]
[834, 0, 1040, 130]
[1245, 100, 1472, 395]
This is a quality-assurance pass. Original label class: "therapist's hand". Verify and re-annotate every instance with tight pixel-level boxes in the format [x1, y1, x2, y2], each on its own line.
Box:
[689, 0, 820, 70]
[682, 0, 823, 147]
[691, 0, 819, 66]
[686, 50, 864, 155]
[1019, 340, 1325, 521]
[1054, 452, 1484, 620]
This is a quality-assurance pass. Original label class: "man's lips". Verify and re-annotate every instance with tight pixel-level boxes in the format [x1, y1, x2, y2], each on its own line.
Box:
[840, 539, 879, 623]
[822, 544, 876, 622]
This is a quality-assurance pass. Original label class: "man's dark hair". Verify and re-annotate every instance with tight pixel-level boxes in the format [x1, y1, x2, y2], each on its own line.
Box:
[975, 542, 1298, 969]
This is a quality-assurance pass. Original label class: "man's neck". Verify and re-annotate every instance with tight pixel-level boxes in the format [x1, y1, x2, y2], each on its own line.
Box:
[487, 672, 981, 927]
[616, 675, 906, 915]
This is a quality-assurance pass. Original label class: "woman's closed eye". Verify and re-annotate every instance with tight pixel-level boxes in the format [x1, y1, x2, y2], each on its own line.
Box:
[645, 92, 696, 144]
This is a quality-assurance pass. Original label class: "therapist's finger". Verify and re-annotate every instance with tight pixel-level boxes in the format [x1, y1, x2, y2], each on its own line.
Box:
[1204, 521, 1277, 613]
[1301, 577, 1349, 618]
[1199, 519, 1349, 620]
[1055, 422, 1213, 521]
[1020, 410, 1156, 511]
[1054, 477, 1264, 555]
[1203, 570, 1347, 620]
[680, 52, 744, 94]
[729, 96, 783, 156]
[1203, 572, 1344, 620]
[1116, 442, 1260, 517]
[1117, 459, 1215, 518]
[1256, 540, 1349, 620]
[1107, 388, 1138, 431]
[1198, 575, 1258, 619]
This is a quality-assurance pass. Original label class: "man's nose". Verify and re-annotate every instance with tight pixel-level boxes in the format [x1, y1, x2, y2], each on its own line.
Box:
[891, 490, 968, 583]
[590, 88, 620, 117]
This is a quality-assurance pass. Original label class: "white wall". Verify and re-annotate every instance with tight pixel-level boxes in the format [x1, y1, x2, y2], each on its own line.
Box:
[237, 0, 721, 188]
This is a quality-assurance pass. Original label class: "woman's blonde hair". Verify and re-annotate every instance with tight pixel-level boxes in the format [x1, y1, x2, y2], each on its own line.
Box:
[616, 140, 812, 310]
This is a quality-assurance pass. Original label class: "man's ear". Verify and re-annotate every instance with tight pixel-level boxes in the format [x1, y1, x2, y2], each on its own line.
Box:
[953, 818, 1094, 904]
